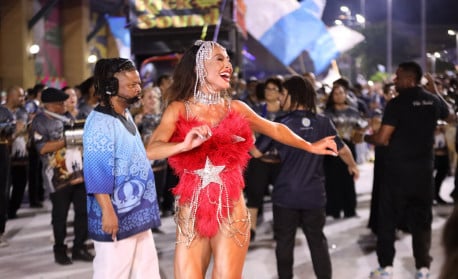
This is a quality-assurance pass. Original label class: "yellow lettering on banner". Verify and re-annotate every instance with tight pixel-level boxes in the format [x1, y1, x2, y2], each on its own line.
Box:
[137, 14, 156, 29]
[167, 0, 185, 9]
[190, 14, 205, 26]
[171, 15, 185, 27]
[135, 0, 147, 12]
[193, 0, 221, 9]
[170, 15, 205, 27]
[160, 0, 171, 9]
[156, 16, 173, 28]
[148, 0, 163, 15]
[203, 8, 219, 24]
[177, 0, 193, 9]
[134, 0, 221, 29]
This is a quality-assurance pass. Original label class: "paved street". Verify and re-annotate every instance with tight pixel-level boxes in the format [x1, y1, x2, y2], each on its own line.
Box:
[0, 163, 454, 279]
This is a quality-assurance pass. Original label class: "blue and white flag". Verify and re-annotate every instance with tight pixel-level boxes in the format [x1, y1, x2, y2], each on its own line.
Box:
[308, 24, 364, 74]
[245, 0, 364, 74]
[106, 16, 131, 59]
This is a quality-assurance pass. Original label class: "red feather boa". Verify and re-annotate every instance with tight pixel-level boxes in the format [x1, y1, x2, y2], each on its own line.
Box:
[168, 111, 253, 237]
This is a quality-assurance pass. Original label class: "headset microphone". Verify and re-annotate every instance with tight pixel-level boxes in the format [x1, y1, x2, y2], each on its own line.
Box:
[117, 94, 141, 105]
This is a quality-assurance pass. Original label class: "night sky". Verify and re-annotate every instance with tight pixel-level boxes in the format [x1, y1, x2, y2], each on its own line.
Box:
[320, 0, 458, 26]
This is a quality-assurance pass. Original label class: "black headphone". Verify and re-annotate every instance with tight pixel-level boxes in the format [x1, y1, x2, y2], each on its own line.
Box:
[102, 58, 133, 96]
[104, 77, 119, 96]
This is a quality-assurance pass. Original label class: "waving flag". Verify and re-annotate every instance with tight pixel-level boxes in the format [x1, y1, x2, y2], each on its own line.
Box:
[307, 24, 364, 74]
[245, 0, 364, 74]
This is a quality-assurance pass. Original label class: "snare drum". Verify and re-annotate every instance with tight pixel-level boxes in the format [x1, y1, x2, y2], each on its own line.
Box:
[64, 120, 85, 147]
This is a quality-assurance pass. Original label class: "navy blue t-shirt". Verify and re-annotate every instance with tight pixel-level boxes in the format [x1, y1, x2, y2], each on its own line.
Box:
[256, 110, 344, 209]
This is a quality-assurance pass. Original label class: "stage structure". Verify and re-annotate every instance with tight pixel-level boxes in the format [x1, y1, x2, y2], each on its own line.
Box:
[129, 0, 247, 83]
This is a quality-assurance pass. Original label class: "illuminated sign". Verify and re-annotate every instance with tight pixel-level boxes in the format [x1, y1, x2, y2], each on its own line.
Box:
[132, 0, 222, 29]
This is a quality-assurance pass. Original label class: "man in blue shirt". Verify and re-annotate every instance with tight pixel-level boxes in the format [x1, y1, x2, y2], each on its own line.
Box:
[254, 76, 359, 279]
[83, 58, 161, 278]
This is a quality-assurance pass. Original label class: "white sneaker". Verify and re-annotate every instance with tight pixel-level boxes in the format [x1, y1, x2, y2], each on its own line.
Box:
[415, 267, 430, 279]
[0, 234, 9, 248]
[369, 266, 393, 279]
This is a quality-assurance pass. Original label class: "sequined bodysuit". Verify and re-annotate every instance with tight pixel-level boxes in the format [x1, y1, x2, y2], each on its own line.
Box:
[168, 108, 253, 246]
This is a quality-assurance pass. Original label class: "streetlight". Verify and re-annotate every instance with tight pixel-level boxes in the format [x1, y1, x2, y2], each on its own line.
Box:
[427, 52, 441, 73]
[337, 6, 365, 28]
[355, 14, 366, 27]
[334, 6, 366, 82]
[340, 6, 350, 15]
[448, 29, 458, 66]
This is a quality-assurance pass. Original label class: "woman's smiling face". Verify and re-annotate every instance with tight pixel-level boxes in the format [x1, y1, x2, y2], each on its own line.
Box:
[201, 45, 233, 92]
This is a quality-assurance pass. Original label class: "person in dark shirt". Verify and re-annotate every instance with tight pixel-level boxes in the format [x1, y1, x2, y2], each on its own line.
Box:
[323, 84, 367, 219]
[253, 76, 358, 279]
[5, 86, 29, 219]
[31, 88, 93, 265]
[0, 105, 15, 247]
[365, 61, 450, 279]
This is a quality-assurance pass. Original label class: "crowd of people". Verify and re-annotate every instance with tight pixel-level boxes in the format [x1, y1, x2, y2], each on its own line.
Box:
[1, 39, 458, 278]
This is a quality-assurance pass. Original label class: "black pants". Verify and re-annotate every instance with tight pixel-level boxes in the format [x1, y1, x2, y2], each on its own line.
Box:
[162, 163, 178, 212]
[376, 163, 433, 269]
[434, 153, 449, 200]
[0, 144, 11, 234]
[324, 155, 357, 218]
[28, 144, 44, 205]
[49, 183, 88, 250]
[368, 146, 387, 234]
[244, 158, 280, 208]
[152, 163, 167, 211]
[273, 205, 331, 279]
[8, 163, 28, 217]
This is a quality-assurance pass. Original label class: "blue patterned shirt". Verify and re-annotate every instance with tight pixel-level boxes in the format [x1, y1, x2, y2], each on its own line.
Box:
[83, 105, 161, 241]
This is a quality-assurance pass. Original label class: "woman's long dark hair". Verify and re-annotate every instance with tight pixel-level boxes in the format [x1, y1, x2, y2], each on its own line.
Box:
[263, 77, 283, 99]
[325, 84, 348, 112]
[282, 75, 317, 113]
[163, 44, 200, 107]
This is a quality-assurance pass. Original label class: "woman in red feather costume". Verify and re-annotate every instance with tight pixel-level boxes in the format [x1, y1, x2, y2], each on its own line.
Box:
[146, 40, 338, 279]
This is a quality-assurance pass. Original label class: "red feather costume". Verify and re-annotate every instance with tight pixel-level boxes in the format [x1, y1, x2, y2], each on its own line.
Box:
[168, 109, 253, 243]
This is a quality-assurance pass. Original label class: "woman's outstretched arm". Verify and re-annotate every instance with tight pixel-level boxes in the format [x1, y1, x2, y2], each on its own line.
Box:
[232, 100, 338, 156]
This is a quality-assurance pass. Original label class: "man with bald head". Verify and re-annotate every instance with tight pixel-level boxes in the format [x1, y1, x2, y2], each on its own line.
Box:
[4, 86, 28, 219]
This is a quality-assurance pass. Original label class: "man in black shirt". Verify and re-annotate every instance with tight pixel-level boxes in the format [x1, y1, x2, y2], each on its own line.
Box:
[365, 61, 449, 279]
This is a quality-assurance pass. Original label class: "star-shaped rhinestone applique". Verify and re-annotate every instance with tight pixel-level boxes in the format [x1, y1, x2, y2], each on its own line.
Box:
[194, 157, 225, 189]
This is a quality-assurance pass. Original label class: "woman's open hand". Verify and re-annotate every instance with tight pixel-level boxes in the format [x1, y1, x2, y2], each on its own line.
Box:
[310, 135, 338, 156]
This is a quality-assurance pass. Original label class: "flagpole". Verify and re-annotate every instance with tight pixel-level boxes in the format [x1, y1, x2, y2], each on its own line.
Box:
[420, 0, 426, 70]
[212, 0, 228, 42]
[286, 66, 299, 75]
[298, 54, 307, 73]
[387, 0, 392, 75]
